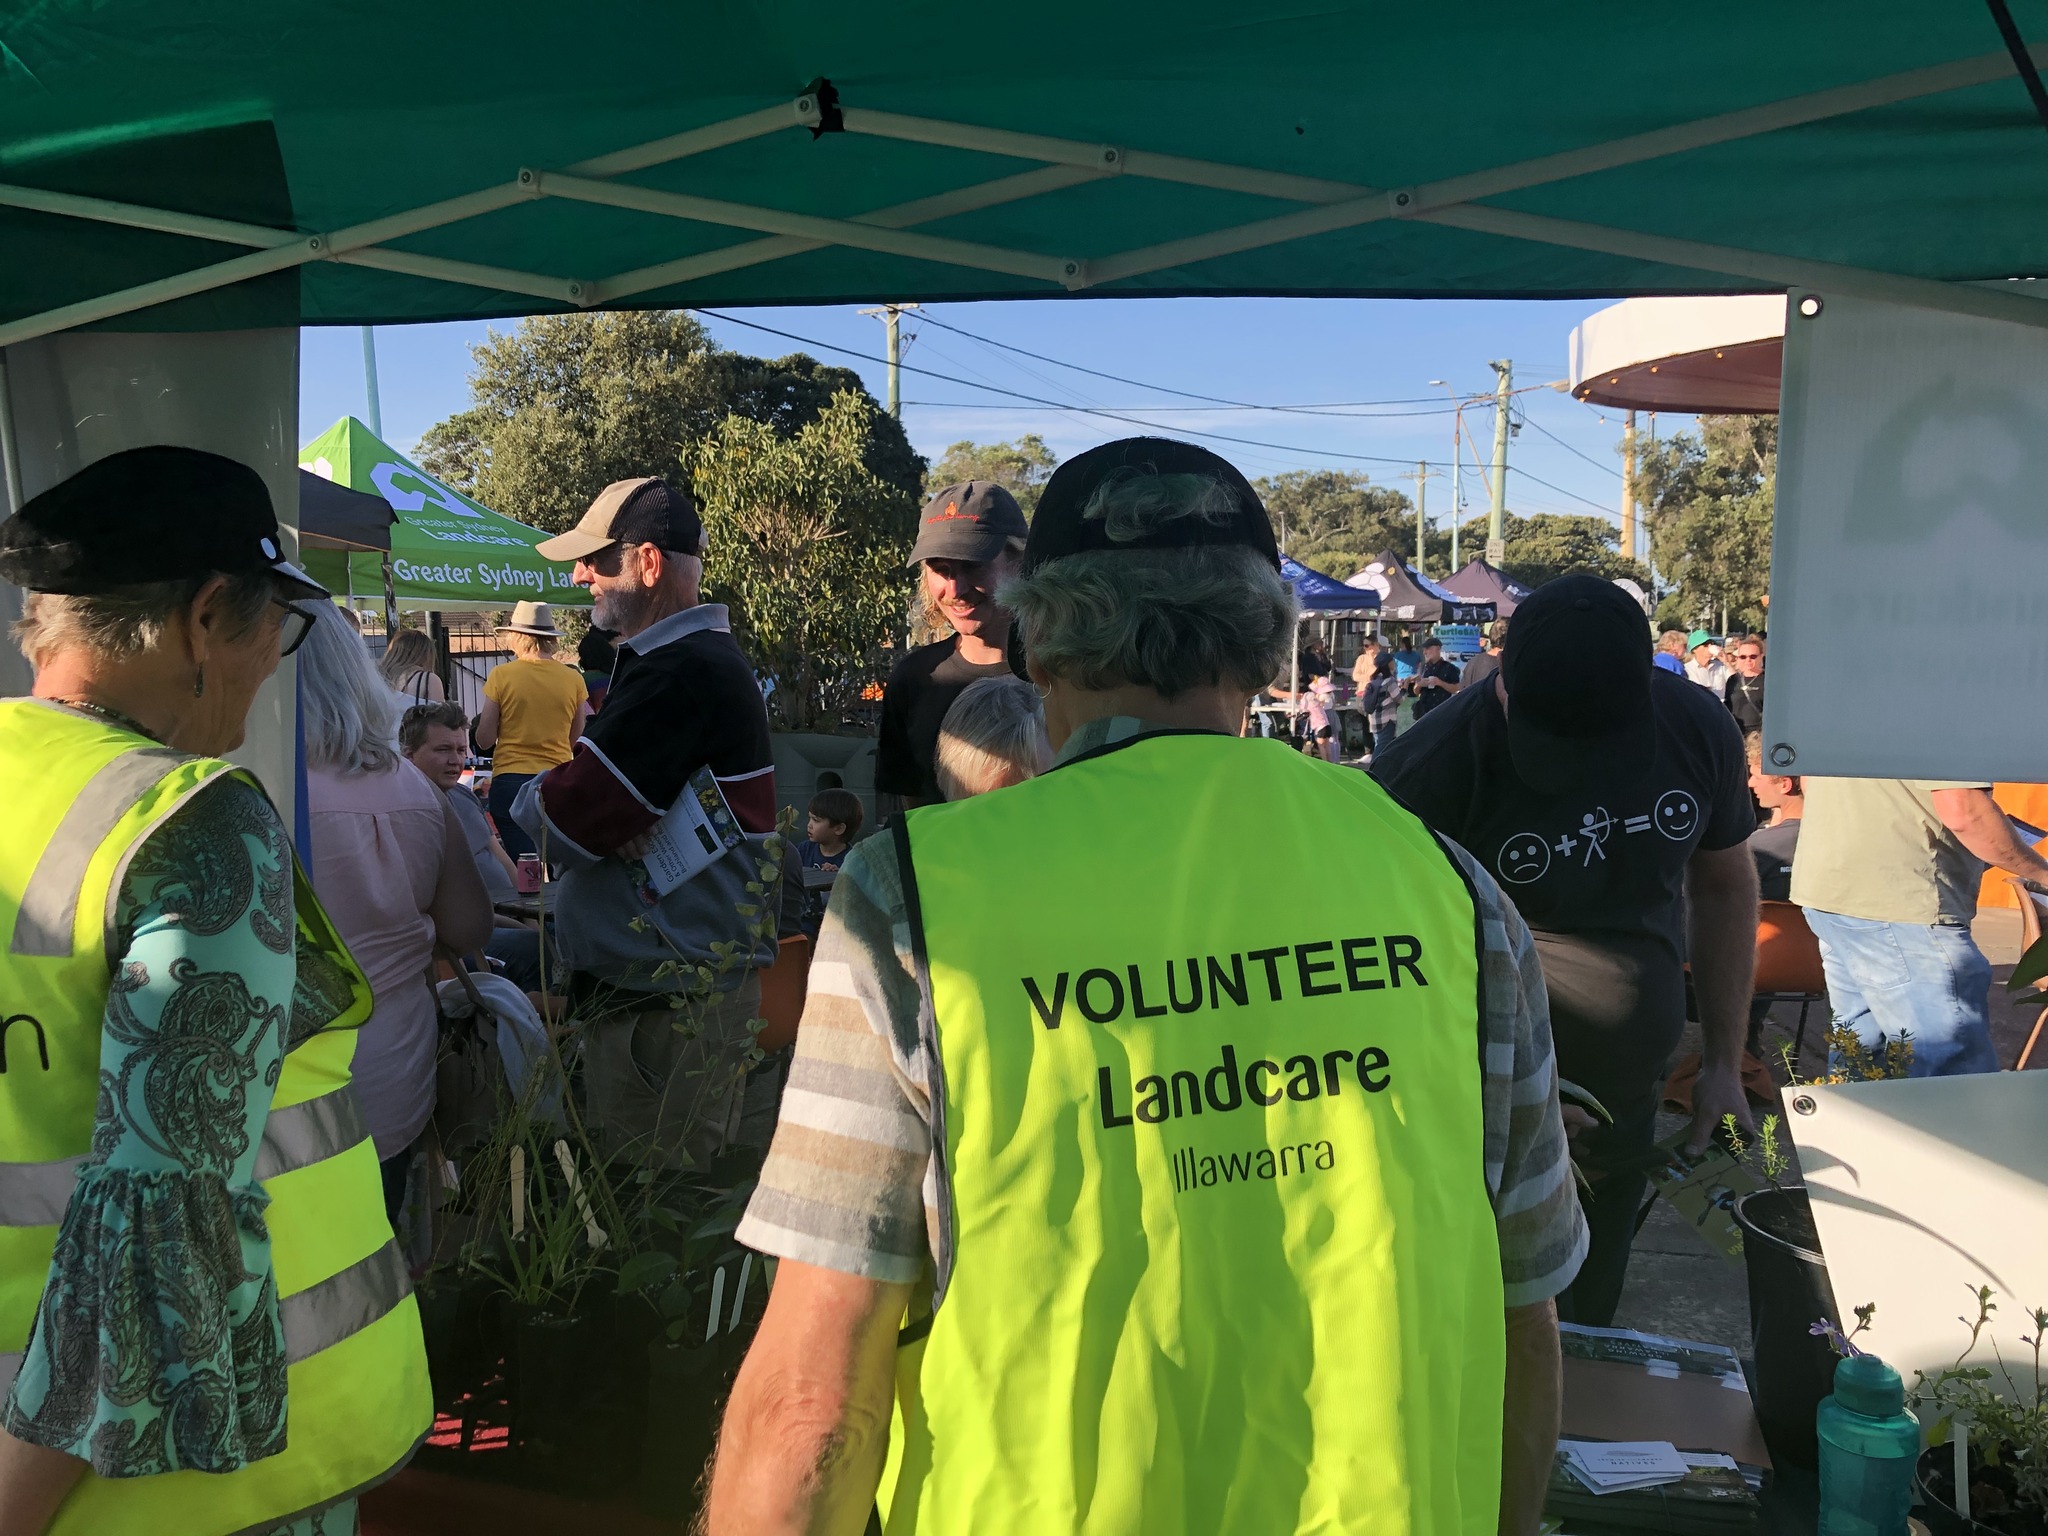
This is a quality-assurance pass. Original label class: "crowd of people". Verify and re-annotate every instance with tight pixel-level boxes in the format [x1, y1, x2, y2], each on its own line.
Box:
[1, 434, 2042, 1535]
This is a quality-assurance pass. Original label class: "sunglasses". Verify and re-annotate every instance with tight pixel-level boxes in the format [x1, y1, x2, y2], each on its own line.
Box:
[581, 541, 656, 578]
[1733, 651, 1763, 661]
[275, 598, 317, 658]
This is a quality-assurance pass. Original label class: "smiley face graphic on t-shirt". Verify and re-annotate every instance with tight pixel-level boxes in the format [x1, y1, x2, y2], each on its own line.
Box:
[1496, 831, 1551, 885]
[1654, 788, 1700, 841]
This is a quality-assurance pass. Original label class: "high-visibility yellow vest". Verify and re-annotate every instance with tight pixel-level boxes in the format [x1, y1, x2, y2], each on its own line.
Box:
[0, 699, 432, 1534]
[882, 732, 1506, 1535]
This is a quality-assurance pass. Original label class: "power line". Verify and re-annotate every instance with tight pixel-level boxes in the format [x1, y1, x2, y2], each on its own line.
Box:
[1507, 462, 1613, 514]
[1514, 408, 1625, 480]
[909, 310, 1459, 414]
[900, 399, 1461, 417]
[693, 309, 1450, 471]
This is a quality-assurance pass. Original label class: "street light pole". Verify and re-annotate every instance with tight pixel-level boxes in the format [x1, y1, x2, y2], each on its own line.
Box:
[1430, 380, 1465, 570]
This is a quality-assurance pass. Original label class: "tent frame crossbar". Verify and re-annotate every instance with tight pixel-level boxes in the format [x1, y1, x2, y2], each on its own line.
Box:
[4, 44, 2048, 350]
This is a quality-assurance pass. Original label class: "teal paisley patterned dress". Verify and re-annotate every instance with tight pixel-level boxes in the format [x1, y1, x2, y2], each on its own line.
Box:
[1, 774, 363, 1536]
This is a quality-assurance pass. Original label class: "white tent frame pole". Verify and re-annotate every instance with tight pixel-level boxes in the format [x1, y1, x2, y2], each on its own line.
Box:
[0, 99, 819, 349]
[586, 164, 1103, 303]
[1416, 204, 2048, 330]
[530, 171, 1086, 286]
[3, 44, 2046, 347]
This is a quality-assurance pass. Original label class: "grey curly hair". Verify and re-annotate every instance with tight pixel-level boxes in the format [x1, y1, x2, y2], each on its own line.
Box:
[1001, 470, 1297, 699]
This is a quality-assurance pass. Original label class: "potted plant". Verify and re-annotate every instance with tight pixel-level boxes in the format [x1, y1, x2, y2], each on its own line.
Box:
[1914, 1288, 2048, 1536]
[1728, 1028, 1916, 1467]
[616, 1181, 758, 1516]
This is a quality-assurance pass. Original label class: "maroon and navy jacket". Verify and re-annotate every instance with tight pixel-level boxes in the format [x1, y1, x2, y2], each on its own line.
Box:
[511, 603, 777, 988]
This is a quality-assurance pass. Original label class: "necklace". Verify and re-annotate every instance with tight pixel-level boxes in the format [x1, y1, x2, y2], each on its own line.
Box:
[55, 696, 163, 743]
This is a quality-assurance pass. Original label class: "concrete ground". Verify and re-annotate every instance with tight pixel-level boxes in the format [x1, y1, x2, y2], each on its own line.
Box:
[1610, 907, 2038, 1351]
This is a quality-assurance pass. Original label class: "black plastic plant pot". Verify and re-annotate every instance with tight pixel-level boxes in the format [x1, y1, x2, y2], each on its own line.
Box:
[637, 1338, 726, 1518]
[1733, 1186, 1840, 1470]
[510, 1305, 603, 1455]
[1917, 1444, 2047, 1536]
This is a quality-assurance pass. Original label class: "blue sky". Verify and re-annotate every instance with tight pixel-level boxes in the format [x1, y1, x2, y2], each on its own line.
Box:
[301, 297, 1688, 533]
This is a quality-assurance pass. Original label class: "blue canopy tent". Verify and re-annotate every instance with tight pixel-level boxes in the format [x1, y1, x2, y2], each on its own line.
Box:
[1283, 556, 1384, 618]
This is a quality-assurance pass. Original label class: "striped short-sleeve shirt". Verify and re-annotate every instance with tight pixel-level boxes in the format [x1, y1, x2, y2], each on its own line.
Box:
[737, 718, 1588, 1308]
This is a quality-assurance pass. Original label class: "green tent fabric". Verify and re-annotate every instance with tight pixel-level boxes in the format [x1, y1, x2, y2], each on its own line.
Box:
[4, 4, 2048, 335]
[298, 417, 587, 609]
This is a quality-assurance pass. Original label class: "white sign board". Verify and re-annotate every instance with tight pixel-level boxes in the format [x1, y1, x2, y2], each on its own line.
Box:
[1789, 1070, 2048, 1393]
[1765, 290, 2048, 779]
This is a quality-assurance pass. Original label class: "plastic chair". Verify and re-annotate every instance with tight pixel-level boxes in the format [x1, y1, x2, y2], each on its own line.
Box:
[2004, 879, 2048, 1071]
[756, 933, 814, 1054]
[1753, 899, 1829, 1067]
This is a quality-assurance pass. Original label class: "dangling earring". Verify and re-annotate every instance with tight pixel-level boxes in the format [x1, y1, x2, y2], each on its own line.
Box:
[192, 662, 206, 699]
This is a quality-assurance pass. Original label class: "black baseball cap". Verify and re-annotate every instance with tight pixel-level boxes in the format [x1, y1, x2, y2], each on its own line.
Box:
[1024, 438, 1279, 574]
[906, 481, 1029, 566]
[1500, 574, 1656, 795]
[0, 445, 326, 599]
[536, 476, 704, 564]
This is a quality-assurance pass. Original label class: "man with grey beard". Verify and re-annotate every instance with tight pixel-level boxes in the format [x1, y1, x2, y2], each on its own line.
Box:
[513, 477, 782, 1166]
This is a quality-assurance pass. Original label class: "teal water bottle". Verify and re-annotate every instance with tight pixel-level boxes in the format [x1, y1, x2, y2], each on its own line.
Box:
[1817, 1354, 1920, 1536]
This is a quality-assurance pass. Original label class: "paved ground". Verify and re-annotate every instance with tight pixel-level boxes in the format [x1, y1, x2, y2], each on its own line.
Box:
[1610, 907, 2036, 1352]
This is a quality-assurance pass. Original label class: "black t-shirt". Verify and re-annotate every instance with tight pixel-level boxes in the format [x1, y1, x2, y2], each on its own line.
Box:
[1749, 819, 1800, 903]
[1370, 670, 1752, 1096]
[1724, 672, 1766, 737]
[875, 638, 1019, 803]
[1410, 657, 1462, 719]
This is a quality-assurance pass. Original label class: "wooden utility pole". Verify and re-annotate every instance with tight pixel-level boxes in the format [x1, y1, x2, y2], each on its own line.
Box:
[1486, 360, 1512, 564]
[1621, 409, 1638, 563]
[858, 303, 919, 417]
[1409, 461, 1430, 576]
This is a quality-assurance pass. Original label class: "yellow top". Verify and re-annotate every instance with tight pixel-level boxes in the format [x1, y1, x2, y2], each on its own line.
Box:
[483, 656, 587, 774]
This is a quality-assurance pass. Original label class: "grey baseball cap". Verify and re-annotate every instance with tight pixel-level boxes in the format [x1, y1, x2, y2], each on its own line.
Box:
[907, 481, 1029, 567]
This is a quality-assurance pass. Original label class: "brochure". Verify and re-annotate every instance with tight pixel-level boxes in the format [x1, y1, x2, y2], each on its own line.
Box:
[640, 766, 745, 897]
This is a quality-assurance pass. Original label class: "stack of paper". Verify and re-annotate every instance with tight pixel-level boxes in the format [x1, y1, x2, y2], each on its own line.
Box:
[1560, 1440, 1689, 1495]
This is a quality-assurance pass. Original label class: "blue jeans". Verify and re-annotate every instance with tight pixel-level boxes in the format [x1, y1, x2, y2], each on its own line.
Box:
[1801, 908, 1999, 1077]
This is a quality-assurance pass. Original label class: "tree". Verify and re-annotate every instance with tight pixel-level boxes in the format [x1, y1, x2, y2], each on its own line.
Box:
[1251, 470, 1416, 577]
[416, 311, 925, 533]
[1634, 416, 1776, 634]
[691, 391, 917, 732]
[925, 435, 1059, 514]
[1451, 511, 1651, 589]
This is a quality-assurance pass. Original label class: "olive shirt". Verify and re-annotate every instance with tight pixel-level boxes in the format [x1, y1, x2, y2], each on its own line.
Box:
[736, 716, 1588, 1307]
[1791, 778, 1991, 925]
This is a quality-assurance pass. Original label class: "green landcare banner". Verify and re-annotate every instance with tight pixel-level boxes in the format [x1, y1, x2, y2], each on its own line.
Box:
[298, 417, 588, 609]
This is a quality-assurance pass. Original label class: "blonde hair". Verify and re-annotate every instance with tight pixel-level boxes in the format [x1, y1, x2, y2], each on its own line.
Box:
[935, 676, 1052, 801]
[378, 626, 436, 686]
[299, 601, 397, 776]
[504, 630, 554, 661]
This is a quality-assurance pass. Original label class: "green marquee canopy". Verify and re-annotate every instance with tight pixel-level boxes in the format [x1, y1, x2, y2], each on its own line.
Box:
[298, 417, 588, 609]
[4, 4, 2048, 343]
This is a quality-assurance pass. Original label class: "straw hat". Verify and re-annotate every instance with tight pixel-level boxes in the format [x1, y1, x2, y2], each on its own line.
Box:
[497, 600, 560, 636]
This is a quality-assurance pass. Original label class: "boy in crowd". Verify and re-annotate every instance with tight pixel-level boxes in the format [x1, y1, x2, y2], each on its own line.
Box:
[797, 788, 864, 939]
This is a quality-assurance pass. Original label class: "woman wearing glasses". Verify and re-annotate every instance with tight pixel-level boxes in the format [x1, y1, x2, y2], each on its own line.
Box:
[0, 449, 430, 1536]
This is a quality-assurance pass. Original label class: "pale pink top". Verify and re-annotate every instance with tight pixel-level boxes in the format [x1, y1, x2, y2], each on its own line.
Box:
[307, 757, 448, 1158]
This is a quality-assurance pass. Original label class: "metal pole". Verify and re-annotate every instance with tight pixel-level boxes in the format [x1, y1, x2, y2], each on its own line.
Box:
[1621, 409, 1638, 564]
[1486, 360, 1512, 563]
[1410, 461, 1429, 575]
[360, 326, 384, 436]
[0, 352, 23, 513]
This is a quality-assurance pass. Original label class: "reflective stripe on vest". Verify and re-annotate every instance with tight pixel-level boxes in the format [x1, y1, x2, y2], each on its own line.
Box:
[0, 700, 429, 1536]
[9, 746, 184, 958]
[882, 734, 1506, 1535]
[0, 1085, 371, 1226]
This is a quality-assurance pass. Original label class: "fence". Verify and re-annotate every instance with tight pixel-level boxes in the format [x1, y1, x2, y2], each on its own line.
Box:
[351, 608, 512, 721]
